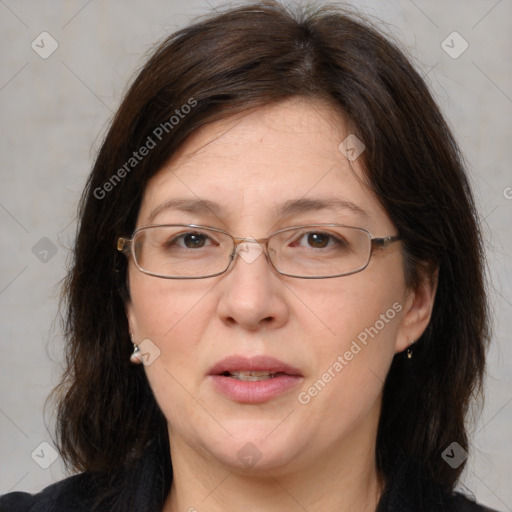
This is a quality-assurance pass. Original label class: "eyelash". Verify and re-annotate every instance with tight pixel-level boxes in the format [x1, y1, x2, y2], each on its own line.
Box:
[167, 230, 346, 250]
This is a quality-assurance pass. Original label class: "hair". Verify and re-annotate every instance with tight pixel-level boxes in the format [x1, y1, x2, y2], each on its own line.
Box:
[50, 0, 489, 497]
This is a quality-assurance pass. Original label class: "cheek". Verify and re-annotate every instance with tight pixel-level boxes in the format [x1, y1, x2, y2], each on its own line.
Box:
[128, 274, 219, 432]
[295, 265, 404, 351]
[127, 271, 220, 394]
[293, 270, 404, 410]
[128, 268, 216, 339]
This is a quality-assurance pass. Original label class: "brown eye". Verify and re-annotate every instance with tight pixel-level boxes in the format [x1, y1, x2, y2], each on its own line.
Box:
[289, 230, 348, 251]
[182, 233, 207, 248]
[306, 233, 330, 248]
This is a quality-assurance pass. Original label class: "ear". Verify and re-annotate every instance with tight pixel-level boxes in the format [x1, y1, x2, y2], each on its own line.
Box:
[395, 269, 439, 353]
[125, 297, 138, 340]
[122, 267, 138, 338]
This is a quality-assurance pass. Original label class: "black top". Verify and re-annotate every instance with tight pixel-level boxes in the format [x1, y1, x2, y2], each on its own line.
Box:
[0, 437, 499, 512]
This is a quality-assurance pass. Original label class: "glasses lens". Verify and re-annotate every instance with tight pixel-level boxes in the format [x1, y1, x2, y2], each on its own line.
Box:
[133, 226, 233, 278]
[130, 224, 372, 279]
[269, 225, 371, 277]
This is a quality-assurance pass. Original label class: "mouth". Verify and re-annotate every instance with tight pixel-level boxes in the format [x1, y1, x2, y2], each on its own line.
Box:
[219, 370, 290, 381]
[208, 355, 303, 403]
[208, 355, 303, 378]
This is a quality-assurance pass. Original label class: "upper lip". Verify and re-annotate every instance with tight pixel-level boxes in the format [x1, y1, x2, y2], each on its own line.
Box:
[208, 355, 303, 376]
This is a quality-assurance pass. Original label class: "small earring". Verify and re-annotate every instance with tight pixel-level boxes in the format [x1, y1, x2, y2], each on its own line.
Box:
[406, 345, 413, 359]
[130, 333, 141, 364]
[130, 343, 141, 364]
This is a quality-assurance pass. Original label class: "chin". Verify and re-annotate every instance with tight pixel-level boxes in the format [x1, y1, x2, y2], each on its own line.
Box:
[198, 422, 304, 473]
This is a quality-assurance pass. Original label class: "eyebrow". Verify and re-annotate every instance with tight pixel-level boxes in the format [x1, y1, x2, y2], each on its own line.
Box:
[148, 198, 222, 223]
[147, 196, 367, 223]
[275, 198, 367, 218]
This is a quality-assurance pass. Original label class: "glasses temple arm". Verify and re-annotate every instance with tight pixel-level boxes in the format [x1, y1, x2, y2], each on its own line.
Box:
[117, 237, 131, 253]
[371, 235, 401, 250]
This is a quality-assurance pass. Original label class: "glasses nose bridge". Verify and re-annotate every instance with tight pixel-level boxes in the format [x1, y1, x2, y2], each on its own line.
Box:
[231, 234, 270, 252]
[232, 235, 269, 246]
[228, 235, 273, 266]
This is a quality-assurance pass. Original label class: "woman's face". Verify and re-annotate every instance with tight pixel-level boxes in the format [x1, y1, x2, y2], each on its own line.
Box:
[127, 98, 431, 476]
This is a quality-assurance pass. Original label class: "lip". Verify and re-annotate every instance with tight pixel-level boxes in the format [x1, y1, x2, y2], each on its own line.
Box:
[207, 355, 303, 404]
[208, 355, 303, 377]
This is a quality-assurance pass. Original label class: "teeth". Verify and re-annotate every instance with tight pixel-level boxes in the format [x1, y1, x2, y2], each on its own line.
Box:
[228, 371, 277, 381]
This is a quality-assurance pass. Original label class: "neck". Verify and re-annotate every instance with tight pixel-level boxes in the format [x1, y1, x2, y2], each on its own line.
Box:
[163, 405, 384, 512]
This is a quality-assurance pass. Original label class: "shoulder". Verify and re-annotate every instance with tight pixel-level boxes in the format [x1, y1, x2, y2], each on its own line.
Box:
[0, 472, 100, 512]
[379, 486, 501, 512]
[377, 457, 501, 512]
[0, 436, 172, 512]
[451, 491, 500, 512]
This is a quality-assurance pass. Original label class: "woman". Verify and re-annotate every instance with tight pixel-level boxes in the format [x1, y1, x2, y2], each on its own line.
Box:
[0, 2, 497, 511]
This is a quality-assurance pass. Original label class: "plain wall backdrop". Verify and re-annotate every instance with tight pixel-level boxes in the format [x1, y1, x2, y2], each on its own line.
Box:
[0, 0, 511, 509]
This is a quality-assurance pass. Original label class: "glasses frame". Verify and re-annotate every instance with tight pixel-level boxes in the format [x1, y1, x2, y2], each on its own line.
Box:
[117, 223, 401, 280]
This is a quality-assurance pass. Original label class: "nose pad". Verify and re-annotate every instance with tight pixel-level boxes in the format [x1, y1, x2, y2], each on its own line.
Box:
[236, 239, 265, 265]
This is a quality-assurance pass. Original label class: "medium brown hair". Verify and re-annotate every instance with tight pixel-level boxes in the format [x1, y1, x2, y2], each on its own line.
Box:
[50, 0, 489, 495]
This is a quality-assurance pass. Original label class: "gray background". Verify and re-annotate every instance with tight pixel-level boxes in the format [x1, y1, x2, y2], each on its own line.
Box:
[0, 0, 510, 509]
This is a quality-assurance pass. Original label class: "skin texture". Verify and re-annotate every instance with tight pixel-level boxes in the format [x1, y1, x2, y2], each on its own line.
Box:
[126, 98, 437, 512]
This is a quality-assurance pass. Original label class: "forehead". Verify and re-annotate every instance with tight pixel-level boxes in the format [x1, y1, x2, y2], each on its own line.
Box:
[137, 98, 391, 231]
[168, 97, 348, 170]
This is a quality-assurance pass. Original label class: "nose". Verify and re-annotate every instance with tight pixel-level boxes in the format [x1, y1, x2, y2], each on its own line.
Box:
[216, 240, 289, 331]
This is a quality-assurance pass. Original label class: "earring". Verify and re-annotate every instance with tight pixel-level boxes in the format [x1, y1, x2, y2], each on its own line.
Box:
[130, 333, 141, 364]
[130, 343, 141, 364]
[406, 348, 413, 359]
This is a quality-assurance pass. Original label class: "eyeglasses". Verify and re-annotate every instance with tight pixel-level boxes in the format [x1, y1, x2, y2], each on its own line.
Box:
[117, 224, 401, 279]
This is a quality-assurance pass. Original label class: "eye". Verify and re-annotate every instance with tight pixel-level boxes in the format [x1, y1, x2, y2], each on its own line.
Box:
[171, 232, 214, 249]
[303, 232, 330, 248]
[293, 231, 345, 249]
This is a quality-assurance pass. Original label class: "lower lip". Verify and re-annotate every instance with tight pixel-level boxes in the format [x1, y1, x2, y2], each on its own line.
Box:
[208, 374, 302, 403]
